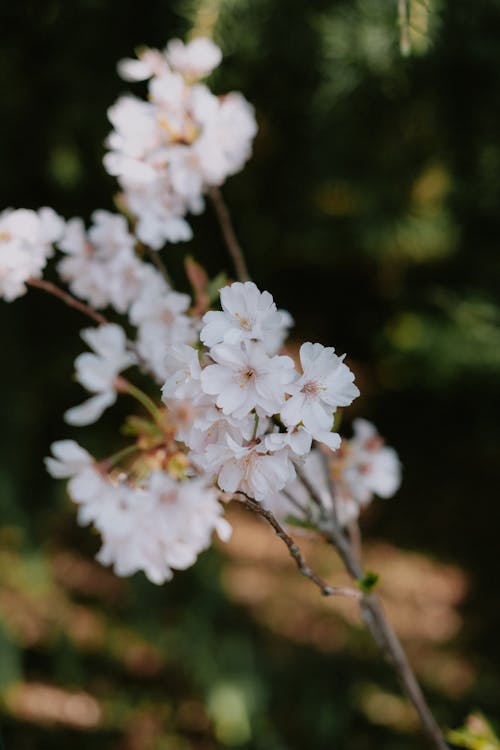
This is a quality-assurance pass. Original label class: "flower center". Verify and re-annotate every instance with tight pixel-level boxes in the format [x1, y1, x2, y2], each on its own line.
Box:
[161, 309, 175, 325]
[239, 367, 256, 390]
[160, 490, 177, 505]
[301, 380, 319, 397]
[235, 312, 252, 331]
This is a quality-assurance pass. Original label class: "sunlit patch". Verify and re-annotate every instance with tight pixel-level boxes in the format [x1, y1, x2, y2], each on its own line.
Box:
[5, 682, 102, 729]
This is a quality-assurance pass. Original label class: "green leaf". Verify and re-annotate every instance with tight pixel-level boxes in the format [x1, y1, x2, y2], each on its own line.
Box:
[358, 571, 379, 593]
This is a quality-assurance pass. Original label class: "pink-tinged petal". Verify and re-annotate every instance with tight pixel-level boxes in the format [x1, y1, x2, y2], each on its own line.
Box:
[217, 383, 252, 416]
[299, 342, 321, 370]
[75, 353, 114, 392]
[218, 460, 245, 493]
[301, 399, 333, 435]
[64, 392, 115, 426]
[200, 311, 232, 347]
[200, 364, 234, 394]
[289, 428, 313, 455]
[45, 440, 92, 478]
[210, 342, 247, 369]
[314, 430, 341, 451]
[281, 393, 306, 427]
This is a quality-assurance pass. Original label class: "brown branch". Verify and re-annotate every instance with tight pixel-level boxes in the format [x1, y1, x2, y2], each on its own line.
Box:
[234, 493, 360, 601]
[28, 278, 108, 326]
[295, 467, 449, 750]
[208, 186, 250, 282]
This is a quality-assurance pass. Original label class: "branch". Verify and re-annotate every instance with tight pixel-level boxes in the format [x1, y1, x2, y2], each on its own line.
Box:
[234, 493, 360, 601]
[294, 467, 449, 750]
[208, 186, 250, 282]
[28, 278, 108, 326]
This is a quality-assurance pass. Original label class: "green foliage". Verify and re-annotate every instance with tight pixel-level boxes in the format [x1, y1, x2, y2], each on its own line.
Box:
[448, 714, 500, 750]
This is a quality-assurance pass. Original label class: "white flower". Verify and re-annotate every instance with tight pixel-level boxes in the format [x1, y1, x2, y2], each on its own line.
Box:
[0, 207, 64, 301]
[201, 341, 296, 419]
[205, 436, 295, 501]
[105, 97, 161, 167]
[166, 37, 222, 80]
[130, 283, 197, 381]
[200, 281, 286, 351]
[334, 419, 402, 508]
[45, 439, 93, 478]
[281, 342, 359, 448]
[64, 324, 136, 426]
[104, 40, 257, 250]
[45, 440, 112, 527]
[161, 344, 203, 401]
[193, 92, 257, 184]
[92, 473, 231, 585]
[264, 426, 313, 456]
[117, 48, 168, 82]
[57, 211, 160, 313]
[187, 407, 255, 459]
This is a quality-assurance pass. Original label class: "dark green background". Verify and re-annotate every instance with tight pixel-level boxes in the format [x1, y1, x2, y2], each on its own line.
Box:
[1, 0, 500, 747]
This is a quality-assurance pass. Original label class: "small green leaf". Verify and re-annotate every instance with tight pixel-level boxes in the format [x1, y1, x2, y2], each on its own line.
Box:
[358, 570, 379, 593]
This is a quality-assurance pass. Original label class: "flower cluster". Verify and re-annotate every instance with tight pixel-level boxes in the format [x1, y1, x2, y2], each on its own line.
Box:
[265, 420, 401, 527]
[46, 440, 231, 584]
[0, 34, 402, 588]
[0, 207, 64, 301]
[162, 281, 360, 501]
[104, 37, 257, 249]
[57, 210, 160, 313]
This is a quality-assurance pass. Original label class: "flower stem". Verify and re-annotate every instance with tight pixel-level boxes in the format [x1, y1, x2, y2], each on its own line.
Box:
[102, 443, 140, 470]
[28, 278, 108, 326]
[116, 377, 161, 422]
[208, 186, 250, 282]
[234, 492, 360, 600]
[295, 462, 449, 750]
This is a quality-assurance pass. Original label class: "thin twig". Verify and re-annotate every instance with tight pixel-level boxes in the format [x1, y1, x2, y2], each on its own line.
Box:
[282, 488, 313, 521]
[234, 493, 360, 600]
[294, 468, 449, 750]
[28, 278, 108, 326]
[208, 186, 250, 282]
[348, 519, 363, 566]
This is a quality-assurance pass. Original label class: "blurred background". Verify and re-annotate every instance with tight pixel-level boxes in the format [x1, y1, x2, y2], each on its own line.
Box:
[1, 0, 500, 747]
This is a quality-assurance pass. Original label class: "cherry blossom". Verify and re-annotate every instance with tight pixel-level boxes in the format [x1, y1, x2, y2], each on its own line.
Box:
[331, 419, 402, 516]
[57, 211, 160, 312]
[0, 207, 64, 301]
[282, 342, 359, 447]
[200, 341, 296, 419]
[104, 39, 257, 249]
[200, 281, 287, 350]
[64, 324, 136, 426]
[204, 436, 296, 501]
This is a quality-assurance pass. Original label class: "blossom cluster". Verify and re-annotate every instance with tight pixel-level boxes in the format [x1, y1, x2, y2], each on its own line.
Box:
[0, 207, 64, 301]
[265, 419, 401, 528]
[46, 440, 231, 584]
[104, 37, 258, 249]
[0, 34, 402, 588]
[161, 281, 360, 501]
